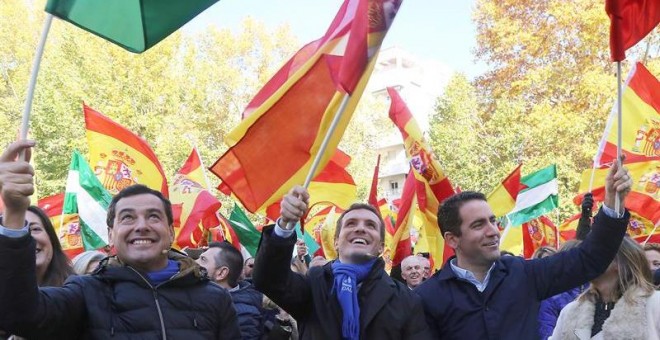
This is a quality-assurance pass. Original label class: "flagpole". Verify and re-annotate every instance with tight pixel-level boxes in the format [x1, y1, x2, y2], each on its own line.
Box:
[614, 61, 623, 215]
[19, 14, 54, 158]
[587, 164, 597, 193]
[288, 93, 351, 231]
[554, 209, 561, 249]
[642, 220, 660, 246]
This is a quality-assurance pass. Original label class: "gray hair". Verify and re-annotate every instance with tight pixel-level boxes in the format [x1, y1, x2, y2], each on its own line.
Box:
[72, 250, 106, 275]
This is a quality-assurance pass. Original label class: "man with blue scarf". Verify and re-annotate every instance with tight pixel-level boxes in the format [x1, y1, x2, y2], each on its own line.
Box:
[253, 186, 431, 340]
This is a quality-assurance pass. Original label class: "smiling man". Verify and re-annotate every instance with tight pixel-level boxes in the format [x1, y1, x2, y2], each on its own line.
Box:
[415, 160, 633, 339]
[253, 185, 431, 340]
[0, 141, 240, 339]
[401, 255, 424, 289]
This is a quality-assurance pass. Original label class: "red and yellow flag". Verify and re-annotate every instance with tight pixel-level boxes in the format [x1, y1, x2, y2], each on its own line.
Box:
[37, 193, 84, 259]
[521, 216, 558, 258]
[487, 164, 524, 217]
[558, 213, 582, 241]
[388, 169, 415, 267]
[388, 87, 455, 270]
[210, 0, 402, 213]
[594, 62, 660, 166]
[170, 148, 221, 249]
[607, 0, 660, 61]
[576, 160, 660, 223]
[84, 104, 168, 196]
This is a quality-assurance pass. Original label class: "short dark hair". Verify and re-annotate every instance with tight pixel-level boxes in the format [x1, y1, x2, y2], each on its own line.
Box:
[107, 184, 173, 229]
[209, 241, 244, 287]
[27, 206, 74, 286]
[334, 203, 385, 242]
[437, 191, 487, 238]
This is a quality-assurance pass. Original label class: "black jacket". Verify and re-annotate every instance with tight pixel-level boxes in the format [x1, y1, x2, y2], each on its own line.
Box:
[230, 281, 264, 340]
[415, 208, 629, 340]
[0, 233, 241, 339]
[253, 226, 432, 340]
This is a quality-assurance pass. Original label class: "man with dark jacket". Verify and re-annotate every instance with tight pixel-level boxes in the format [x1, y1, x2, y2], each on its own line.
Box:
[0, 140, 241, 339]
[197, 241, 264, 340]
[415, 160, 633, 339]
[253, 186, 431, 340]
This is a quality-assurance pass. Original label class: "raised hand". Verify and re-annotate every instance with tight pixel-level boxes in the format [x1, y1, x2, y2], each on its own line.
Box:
[279, 185, 310, 230]
[0, 140, 35, 228]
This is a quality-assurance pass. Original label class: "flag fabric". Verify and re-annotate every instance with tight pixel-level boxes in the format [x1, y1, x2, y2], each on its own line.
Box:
[388, 87, 455, 269]
[38, 193, 84, 258]
[594, 62, 660, 166]
[575, 160, 660, 223]
[263, 149, 357, 223]
[499, 223, 524, 257]
[84, 104, 168, 197]
[558, 213, 582, 241]
[169, 148, 221, 249]
[368, 154, 381, 207]
[45, 0, 219, 53]
[506, 165, 559, 227]
[307, 206, 341, 258]
[64, 151, 112, 250]
[388, 169, 415, 267]
[228, 204, 261, 257]
[521, 216, 558, 258]
[606, 0, 660, 61]
[487, 164, 524, 217]
[210, 0, 402, 213]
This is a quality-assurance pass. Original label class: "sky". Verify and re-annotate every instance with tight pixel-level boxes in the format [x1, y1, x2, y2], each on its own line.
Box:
[186, 0, 487, 78]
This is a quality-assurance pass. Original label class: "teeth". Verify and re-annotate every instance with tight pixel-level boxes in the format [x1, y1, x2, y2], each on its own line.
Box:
[132, 239, 153, 245]
[352, 238, 367, 245]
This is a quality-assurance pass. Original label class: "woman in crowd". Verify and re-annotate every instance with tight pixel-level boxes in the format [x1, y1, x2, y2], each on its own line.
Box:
[552, 237, 660, 339]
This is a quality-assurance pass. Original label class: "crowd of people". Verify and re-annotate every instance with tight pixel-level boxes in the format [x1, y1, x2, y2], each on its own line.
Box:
[0, 140, 658, 339]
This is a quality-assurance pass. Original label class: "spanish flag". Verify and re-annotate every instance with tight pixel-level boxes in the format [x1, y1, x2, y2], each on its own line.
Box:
[487, 164, 524, 217]
[594, 62, 660, 166]
[210, 0, 402, 213]
[388, 87, 455, 270]
[84, 104, 168, 197]
[521, 216, 557, 258]
[37, 193, 84, 259]
[170, 148, 221, 249]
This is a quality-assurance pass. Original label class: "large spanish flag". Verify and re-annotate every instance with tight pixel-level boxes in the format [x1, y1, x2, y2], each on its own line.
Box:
[594, 62, 660, 167]
[37, 193, 84, 259]
[388, 87, 455, 270]
[170, 148, 221, 249]
[84, 104, 168, 196]
[210, 0, 402, 213]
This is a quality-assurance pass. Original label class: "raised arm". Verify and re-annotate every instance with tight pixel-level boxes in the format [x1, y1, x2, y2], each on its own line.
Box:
[252, 186, 314, 320]
[527, 160, 632, 299]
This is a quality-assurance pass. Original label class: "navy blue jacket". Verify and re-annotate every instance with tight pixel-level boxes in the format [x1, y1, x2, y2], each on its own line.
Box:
[537, 285, 585, 339]
[0, 233, 241, 339]
[415, 208, 629, 340]
[230, 281, 265, 340]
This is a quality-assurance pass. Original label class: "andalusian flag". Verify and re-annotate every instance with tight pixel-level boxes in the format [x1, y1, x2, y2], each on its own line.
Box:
[388, 87, 455, 270]
[487, 164, 523, 217]
[228, 204, 261, 257]
[506, 165, 558, 227]
[211, 0, 402, 213]
[38, 193, 84, 258]
[594, 62, 660, 166]
[170, 148, 221, 249]
[45, 0, 219, 53]
[64, 151, 112, 250]
[84, 104, 168, 197]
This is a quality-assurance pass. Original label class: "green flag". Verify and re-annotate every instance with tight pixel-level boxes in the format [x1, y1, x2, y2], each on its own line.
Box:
[64, 151, 113, 250]
[228, 204, 261, 257]
[45, 0, 219, 53]
[294, 223, 320, 256]
[505, 164, 559, 227]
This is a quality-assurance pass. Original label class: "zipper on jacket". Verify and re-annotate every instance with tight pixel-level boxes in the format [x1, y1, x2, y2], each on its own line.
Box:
[128, 266, 169, 340]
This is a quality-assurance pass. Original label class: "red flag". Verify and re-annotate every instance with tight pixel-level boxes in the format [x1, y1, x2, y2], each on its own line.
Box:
[521, 216, 558, 258]
[607, 0, 660, 61]
[37, 193, 84, 258]
[389, 170, 414, 266]
[210, 0, 402, 213]
[368, 154, 381, 207]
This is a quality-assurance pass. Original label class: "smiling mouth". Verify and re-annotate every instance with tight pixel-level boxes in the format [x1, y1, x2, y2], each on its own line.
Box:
[130, 239, 154, 245]
[351, 238, 368, 245]
[483, 241, 499, 247]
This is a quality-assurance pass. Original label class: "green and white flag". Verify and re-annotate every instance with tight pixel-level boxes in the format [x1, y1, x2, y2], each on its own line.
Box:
[64, 151, 113, 250]
[506, 164, 558, 227]
[228, 204, 262, 257]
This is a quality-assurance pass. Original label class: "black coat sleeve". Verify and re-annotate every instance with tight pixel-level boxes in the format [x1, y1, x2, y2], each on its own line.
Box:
[252, 226, 312, 321]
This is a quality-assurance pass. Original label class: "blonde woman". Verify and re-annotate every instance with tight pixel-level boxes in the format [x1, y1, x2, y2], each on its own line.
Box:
[551, 237, 660, 339]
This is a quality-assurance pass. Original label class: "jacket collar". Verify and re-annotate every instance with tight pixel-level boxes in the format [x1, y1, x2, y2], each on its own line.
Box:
[438, 256, 508, 295]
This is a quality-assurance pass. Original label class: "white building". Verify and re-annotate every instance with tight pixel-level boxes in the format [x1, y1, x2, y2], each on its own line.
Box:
[369, 47, 452, 203]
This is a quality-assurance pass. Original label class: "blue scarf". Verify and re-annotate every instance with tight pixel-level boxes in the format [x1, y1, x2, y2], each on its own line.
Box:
[331, 259, 376, 340]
